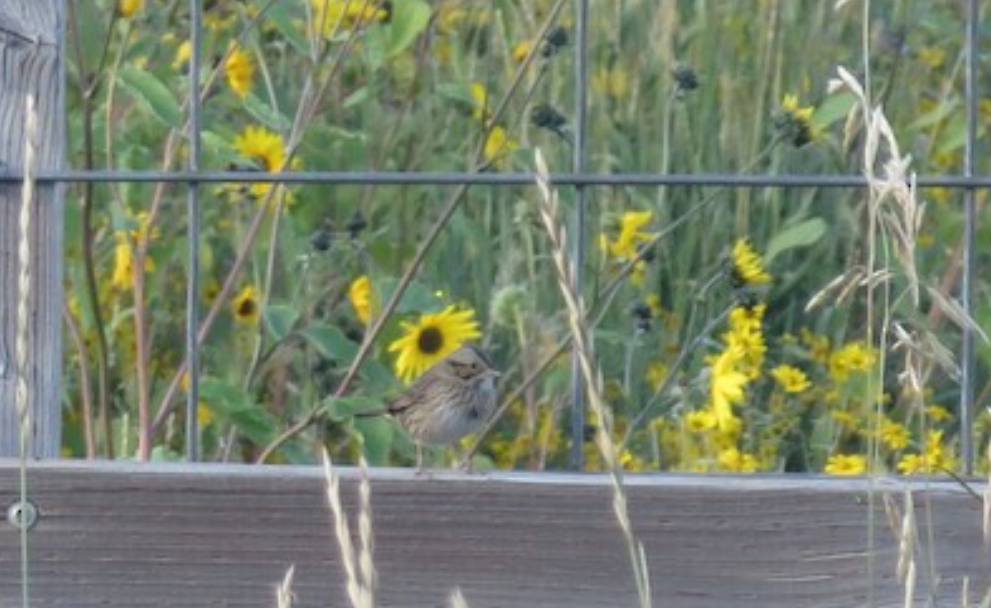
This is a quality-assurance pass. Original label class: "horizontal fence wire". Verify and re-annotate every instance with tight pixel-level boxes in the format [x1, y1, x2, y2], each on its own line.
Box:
[4, 170, 991, 188]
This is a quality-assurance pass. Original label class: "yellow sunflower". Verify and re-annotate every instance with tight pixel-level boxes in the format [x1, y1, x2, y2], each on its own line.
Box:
[232, 285, 260, 325]
[348, 275, 376, 325]
[173, 40, 192, 70]
[232, 126, 287, 197]
[225, 44, 254, 98]
[388, 305, 482, 382]
[482, 126, 517, 169]
[119, 0, 143, 18]
[111, 234, 153, 291]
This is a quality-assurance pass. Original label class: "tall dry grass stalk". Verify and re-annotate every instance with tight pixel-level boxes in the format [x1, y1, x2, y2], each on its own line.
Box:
[449, 588, 471, 608]
[883, 490, 918, 608]
[275, 565, 295, 608]
[15, 92, 40, 608]
[534, 149, 652, 608]
[322, 449, 376, 608]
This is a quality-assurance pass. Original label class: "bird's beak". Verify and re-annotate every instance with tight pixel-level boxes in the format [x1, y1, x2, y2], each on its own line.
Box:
[487, 369, 502, 379]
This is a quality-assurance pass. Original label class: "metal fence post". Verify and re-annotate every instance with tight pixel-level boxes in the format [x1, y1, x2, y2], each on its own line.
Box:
[568, 0, 590, 471]
[960, 0, 979, 475]
[185, 0, 204, 462]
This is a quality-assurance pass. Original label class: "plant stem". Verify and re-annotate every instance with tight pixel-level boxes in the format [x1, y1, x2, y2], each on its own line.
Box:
[63, 302, 96, 459]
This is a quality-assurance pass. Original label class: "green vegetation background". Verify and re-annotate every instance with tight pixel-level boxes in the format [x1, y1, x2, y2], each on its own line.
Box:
[61, 0, 990, 475]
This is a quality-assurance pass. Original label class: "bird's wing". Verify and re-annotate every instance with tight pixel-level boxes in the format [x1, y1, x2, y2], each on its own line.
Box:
[386, 376, 433, 415]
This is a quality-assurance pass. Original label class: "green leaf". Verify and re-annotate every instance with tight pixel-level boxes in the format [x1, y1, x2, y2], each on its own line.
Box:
[299, 324, 359, 362]
[323, 395, 383, 421]
[198, 377, 275, 444]
[359, 359, 395, 387]
[810, 92, 856, 130]
[260, 0, 309, 54]
[436, 82, 476, 107]
[263, 304, 299, 341]
[299, 324, 398, 388]
[344, 86, 372, 110]
[384, 0, 432, 58]
[908, 99, 959, 131]
[72, 0, 109, 81]
[592, 329, 629, 346]
[117, 67, 182, 129]
[934, 113, 966, 156]
[765, 218, 827, 264]
[353, 416, 395, 465]
[201, 130, 239, 166]
[362, 24, 388, 68]
[244, 93, 292, 132]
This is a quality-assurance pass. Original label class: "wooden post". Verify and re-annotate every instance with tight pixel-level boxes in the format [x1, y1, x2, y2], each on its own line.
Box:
[0, 0, 64, 457]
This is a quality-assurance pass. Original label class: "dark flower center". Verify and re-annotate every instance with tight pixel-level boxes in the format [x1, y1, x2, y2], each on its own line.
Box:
[417, 326, 444, 354]
[238, 299, 257, 317]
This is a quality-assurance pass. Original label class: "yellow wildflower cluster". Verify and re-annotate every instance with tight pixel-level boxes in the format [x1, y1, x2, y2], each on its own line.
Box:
[824, 454, 866, 475]
[310, 0, 391, 36]
[775, 93, 816, 147]
[718, 447, 759, 473]
[828, 341, 876, 383]
[601, 210, 653, 260]
[877, 417, 910, 451]
[897, 430, 955, 474]
[770, 364, 811, 393]
[723, 304, 766, 381]
[110, 212, 157, 291]
[471, 83, 518, 168]
[732, 238, 772, 286]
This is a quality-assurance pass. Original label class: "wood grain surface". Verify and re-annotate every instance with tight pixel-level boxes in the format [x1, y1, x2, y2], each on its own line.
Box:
[0, 0, 64, 458]
[1, 461, 988, 607]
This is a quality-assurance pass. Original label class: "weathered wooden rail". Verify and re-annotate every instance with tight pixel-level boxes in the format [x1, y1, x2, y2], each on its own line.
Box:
[1, 461, 988, 607]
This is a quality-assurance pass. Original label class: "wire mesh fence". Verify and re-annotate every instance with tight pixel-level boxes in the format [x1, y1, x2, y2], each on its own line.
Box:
[2, 0, 984, 472]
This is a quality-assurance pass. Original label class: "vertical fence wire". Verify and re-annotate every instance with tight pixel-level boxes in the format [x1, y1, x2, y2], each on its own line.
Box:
[960, 0, 979, 475]
[185, 0, 203, 462]
[568, 0, 590, 471]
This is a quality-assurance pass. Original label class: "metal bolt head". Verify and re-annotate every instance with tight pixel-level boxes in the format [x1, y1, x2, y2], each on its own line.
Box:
[7, 499, 38, 531]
